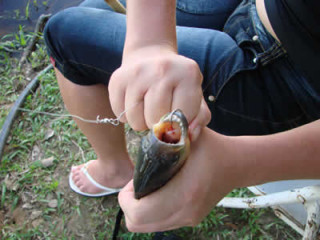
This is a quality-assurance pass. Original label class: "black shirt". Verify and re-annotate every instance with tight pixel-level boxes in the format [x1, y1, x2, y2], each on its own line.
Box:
[265, 0, 320, 94]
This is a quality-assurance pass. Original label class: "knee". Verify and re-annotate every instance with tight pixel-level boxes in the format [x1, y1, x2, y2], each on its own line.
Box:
[44, 8, 73, 42]
[43, 7, 84, 59]
[79, 0, 109, 9]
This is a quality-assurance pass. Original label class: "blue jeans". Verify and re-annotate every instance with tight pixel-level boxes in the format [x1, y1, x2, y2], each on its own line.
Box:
[80, 0, 241, 30]
[44, 0, 320, 136]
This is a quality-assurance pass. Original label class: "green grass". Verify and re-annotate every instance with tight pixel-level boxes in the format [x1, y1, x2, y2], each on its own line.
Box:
[0, 28, 301, 240]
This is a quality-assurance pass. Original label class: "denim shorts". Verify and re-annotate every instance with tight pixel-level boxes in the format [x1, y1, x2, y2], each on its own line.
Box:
[44, 0, 320, 136]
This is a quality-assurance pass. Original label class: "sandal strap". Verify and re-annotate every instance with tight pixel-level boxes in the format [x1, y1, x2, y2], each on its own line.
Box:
[81, 162, 122, 192]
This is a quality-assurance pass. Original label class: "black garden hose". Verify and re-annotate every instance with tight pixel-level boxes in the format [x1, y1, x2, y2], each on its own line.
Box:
[0, 64, 53, 161]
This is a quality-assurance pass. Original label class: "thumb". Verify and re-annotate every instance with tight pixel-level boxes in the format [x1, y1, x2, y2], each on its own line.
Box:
[118, 179, 136, 208]
[122, 179, 135, 192]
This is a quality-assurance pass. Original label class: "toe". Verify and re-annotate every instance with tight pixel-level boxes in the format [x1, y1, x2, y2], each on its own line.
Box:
[74, 177, 81, 186]
[69, 161, 114, 195]
[79, 184, 87, 192]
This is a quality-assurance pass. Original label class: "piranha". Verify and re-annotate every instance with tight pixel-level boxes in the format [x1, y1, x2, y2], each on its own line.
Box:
[133, 109, 190, 199]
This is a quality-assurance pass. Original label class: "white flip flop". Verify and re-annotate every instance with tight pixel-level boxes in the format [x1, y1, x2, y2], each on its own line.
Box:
[69, 162, 122, 197]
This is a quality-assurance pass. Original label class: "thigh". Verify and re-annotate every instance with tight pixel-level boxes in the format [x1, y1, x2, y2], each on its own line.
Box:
[178, 26, 310, 136]
[80, 0, 241, 30]
[203, 0, 312, 136]
[176, 26, 243, 98]
[79, 0, 126, 10]
[176, 0, 242, 30]
[44, 6, 238, 86]
[44, 7, 126, 85]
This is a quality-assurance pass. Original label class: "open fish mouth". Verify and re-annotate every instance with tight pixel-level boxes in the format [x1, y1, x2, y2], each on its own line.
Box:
[133, 109, 190, 199]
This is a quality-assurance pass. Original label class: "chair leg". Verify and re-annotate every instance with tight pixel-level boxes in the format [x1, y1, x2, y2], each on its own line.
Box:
[217, 186, 320, 239]
[303, 200, 320, 240]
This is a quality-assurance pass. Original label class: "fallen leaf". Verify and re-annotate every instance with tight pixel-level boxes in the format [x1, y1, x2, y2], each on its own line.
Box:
[31, 145, 41, 162]
[22, 203, 33, 209]
[44, 129, 55, 140]
[4, 174, 19, 191]
[41, 156, 54, 167]
[30, 210, 42, 220]
[48, 199, 58, 208]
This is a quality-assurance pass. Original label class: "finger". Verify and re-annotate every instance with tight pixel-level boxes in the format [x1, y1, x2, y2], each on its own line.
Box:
[188, 98, 211, 142]
[119, 181, 155, 233]
[118, 180, 135, 204]
[120, 180, 191, 232]
[118, 180, 137, 216]
[144, 79, 173, 128]
[125, 216, 183, 233]
[171, 83, 203, 124]
[108, 69, 127, 123]
[122, 179, 135, 192]
[125, 81, 148, 131]
[123, 197, 191, 233]
[171, 60, 203, 123]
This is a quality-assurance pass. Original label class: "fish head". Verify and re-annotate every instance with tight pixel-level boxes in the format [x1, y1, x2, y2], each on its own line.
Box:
[133, 109, 190, 199]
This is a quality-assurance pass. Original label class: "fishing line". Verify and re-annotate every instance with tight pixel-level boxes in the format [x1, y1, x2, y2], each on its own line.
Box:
[17, 102, 140, 126]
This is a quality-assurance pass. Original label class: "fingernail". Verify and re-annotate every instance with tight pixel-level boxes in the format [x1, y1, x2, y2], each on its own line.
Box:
[191, 126, 201, 142]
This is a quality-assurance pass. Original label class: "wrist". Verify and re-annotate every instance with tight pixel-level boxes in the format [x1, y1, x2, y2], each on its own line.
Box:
[193, 129, 248, 190]
[123, 44, 177, 62]
[184, 129, 248, 211]
[210, 131, 251, 189]
[125, 0, 177, 56]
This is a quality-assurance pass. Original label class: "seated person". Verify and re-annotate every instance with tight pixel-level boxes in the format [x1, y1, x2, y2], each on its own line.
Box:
[44, 0, 320, 232]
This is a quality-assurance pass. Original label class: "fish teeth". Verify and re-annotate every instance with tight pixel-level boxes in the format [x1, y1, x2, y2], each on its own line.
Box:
[163, 115, 181, 124]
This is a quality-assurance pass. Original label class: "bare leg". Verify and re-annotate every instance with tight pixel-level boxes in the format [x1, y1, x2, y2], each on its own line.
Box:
[55, 68, 133, 194]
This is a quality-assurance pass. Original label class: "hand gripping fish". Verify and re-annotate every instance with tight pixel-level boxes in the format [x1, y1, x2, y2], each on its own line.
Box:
[102, 1, 191, 200]
[133, 109, 190, 199]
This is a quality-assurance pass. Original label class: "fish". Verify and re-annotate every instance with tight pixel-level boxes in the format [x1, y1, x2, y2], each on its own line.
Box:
[133, 109, 190, 199]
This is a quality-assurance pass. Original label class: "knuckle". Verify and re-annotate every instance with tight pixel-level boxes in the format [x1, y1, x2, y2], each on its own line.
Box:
[154, 57, 171, 79]
[131, 62, 143, 79]
[110, 67, 123, 82]
[108, 69, 125, 96]
[156, 78, 173, 95]
[108, 71, 118, 90]
[187, 59, 198, 70]
[110, 67, 120, 78]
[186, 59, 202, 84]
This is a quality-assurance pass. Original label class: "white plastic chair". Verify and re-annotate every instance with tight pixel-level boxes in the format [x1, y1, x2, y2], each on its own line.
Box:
[217, 180, 320, 240]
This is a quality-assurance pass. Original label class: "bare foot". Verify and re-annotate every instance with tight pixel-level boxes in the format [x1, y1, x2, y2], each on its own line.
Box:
[71, 159, 133, 195]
